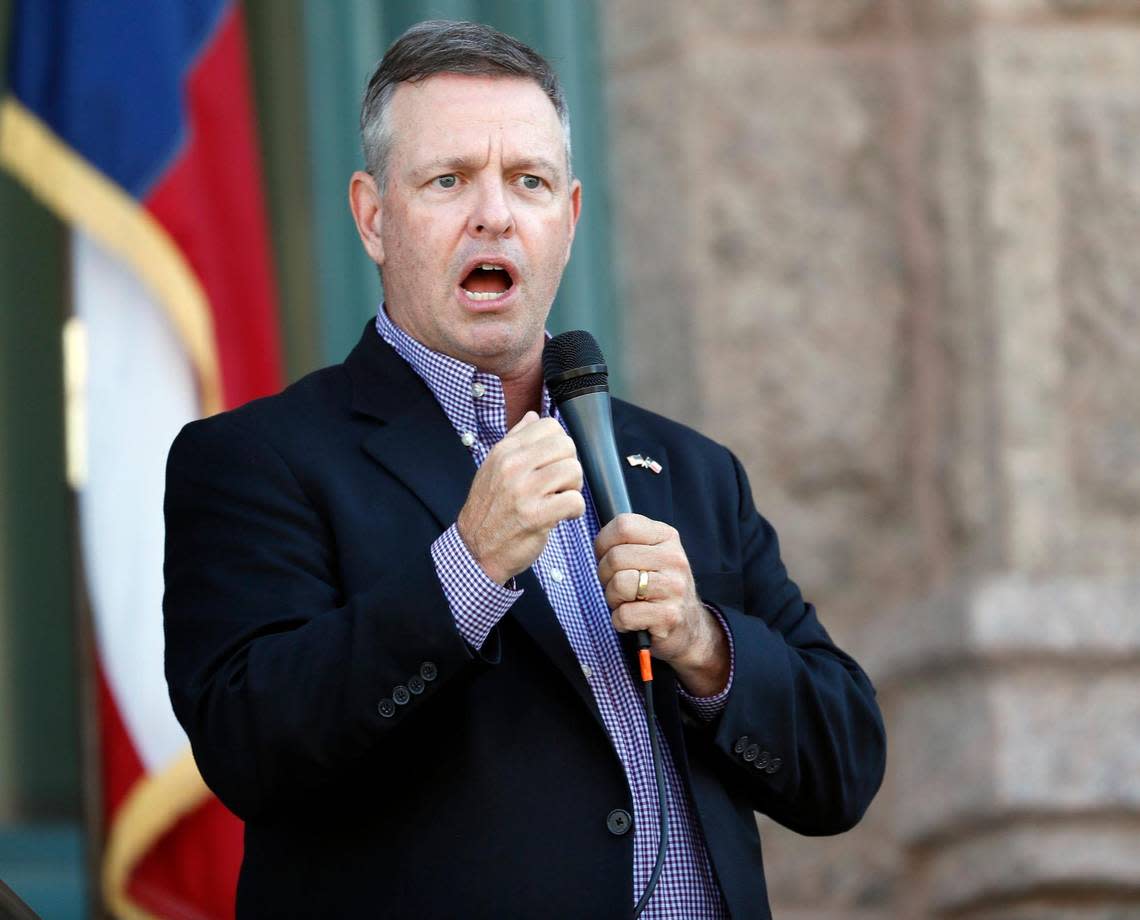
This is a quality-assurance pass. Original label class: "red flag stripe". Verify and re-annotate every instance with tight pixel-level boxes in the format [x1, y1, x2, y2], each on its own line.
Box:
[146, 5, 283, 410]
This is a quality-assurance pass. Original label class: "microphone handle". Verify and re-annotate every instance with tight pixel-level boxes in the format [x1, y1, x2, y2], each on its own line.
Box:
[557, 392, 653, 657]
[557, 390, 631, 524]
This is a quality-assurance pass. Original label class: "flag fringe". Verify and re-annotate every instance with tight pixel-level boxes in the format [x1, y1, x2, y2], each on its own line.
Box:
[102, 750, 214, 920]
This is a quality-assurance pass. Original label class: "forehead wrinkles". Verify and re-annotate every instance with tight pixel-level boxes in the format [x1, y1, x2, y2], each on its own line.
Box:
[421, 115, 557, 163]
[388, 76, 566, 174]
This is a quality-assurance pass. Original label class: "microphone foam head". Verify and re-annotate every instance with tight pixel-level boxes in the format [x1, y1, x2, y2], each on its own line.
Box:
[543, 330, 609, 404]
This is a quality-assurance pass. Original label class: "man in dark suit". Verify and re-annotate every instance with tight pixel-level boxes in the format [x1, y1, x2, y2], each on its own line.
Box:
[163, 20, 886, 919]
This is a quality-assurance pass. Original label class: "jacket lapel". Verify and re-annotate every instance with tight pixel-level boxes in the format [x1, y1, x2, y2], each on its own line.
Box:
[509, 569, 606, 727]
[346, 325, 474, 528]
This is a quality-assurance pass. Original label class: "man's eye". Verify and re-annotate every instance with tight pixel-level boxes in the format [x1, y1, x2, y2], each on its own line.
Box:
[435, 175, 458, 189]
[520, 175, 543, 190]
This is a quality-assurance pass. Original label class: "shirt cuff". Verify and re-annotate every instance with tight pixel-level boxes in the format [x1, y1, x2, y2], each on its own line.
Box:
[431, 524, 522, 651]
[676, 603, 735, 720]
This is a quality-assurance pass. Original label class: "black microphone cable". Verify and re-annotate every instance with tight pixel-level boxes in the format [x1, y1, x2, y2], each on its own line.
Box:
[631, 632, 669, 919]
[543, 331, 669, 918]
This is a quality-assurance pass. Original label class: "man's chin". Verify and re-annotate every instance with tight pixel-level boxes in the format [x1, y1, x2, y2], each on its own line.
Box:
[452, 322, 544, 373]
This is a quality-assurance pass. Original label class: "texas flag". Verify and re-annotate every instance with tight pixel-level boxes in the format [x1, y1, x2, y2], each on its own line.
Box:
[1, 2, 282, 916]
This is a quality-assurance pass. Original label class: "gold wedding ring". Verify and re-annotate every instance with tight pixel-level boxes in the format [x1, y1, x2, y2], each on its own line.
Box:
[636, 569, 650, 601]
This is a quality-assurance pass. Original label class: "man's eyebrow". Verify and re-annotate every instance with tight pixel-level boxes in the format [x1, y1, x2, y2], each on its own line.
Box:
[508, 156, 564, 179]
[413, 155, 482, 175]
[410, 154, 566, 182]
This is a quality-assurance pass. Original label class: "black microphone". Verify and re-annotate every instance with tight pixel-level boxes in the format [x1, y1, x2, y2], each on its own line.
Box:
[542, 331, 651, 669]
[542, 330, 632, 526]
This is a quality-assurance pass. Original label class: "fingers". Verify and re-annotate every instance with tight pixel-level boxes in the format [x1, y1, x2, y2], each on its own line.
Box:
[505, 415, 570, 451]
[497, 417, 578, 474]
[534, 456, 584, 497]
[596, 537, 687, 589]
[609, 600, 684, 637]
[608, 600, 656, 634]
[597, 546, 659, 589]
[456, 413, 586, 585]
[594, 513, 675, 562]
[602, 567, 680, 609]
[591, 513, 713, 668]
[524, 455, 585, 526]
[545, 488, 586, 523]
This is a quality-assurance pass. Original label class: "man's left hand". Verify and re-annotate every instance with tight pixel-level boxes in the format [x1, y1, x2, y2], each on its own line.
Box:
[595, 513, 731, 697]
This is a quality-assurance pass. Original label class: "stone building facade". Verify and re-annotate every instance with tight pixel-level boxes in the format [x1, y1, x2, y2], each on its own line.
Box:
[602, 1, 1140, 917]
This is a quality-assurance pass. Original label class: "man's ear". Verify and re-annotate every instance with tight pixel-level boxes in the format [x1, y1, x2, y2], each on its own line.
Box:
[349, 170, 385, 266]
[563, 178, 583, 267]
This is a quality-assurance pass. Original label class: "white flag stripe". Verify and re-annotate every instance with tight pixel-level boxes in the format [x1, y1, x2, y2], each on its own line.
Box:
[73, 230, 199, 773]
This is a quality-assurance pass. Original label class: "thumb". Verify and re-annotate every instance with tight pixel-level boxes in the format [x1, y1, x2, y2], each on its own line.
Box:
[508, 410, 540, 434]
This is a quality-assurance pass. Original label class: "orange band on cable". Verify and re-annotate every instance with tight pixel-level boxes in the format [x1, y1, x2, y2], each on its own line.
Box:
[639, 648, 654, 682]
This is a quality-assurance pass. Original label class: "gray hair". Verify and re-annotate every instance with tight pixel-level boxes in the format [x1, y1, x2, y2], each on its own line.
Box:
[360, 20, 572, 190]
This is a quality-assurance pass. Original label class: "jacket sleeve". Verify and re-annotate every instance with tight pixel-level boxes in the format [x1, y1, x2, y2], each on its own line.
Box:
[162, 414, 493, 821]
[697, 451, 887, 836]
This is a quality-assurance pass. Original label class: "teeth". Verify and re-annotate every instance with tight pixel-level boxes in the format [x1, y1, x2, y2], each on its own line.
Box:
[479, 263, 504, 271]
[466, 290, 505, 301]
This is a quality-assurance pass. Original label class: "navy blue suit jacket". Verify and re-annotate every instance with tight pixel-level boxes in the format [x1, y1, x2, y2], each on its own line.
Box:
[163, 323, 886, 919]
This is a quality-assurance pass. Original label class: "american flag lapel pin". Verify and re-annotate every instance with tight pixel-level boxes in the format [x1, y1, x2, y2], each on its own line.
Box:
[626, 453, 662, 475]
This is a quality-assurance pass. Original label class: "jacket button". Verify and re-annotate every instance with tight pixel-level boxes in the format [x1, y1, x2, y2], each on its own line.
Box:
[408, 675, 425, 695]
[377, 698, 396, 719]
[766, 757, 782, 774]
[733, 735, 750, 754]
[754, 751, 770, 769]
[743, 743, 760, 762]
[420, 661, 439, 682]
[392, 685, 411, 705]
[606, 809, 633, 836]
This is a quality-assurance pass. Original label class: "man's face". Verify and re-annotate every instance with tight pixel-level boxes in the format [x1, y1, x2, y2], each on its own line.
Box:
[370, 73, 581, 377]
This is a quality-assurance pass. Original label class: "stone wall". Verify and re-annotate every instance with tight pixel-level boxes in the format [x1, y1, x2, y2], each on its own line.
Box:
[602, 2, 1140, 916]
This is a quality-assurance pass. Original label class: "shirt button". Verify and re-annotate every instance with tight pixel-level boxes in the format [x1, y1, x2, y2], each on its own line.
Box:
[549, 567, 565, 583]
[392, 685, 411, 705]
[460, 431, 476, 448]
[581, 664, 593, 679]
[377, 699, 396, 719]
[471, 382, 486, 398]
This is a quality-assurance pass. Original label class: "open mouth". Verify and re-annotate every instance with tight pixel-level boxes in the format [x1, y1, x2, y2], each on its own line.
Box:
[459, 263, 515, 302]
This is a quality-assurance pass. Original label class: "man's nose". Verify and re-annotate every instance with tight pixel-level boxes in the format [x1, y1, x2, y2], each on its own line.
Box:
[467, 179, 514, 238]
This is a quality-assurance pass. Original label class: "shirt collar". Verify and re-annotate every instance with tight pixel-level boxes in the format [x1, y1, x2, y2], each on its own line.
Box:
[375, 304, 554, 437]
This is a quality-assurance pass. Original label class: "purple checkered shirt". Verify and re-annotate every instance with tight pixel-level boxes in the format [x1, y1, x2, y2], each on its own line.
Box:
[376, 306, 732, 918]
